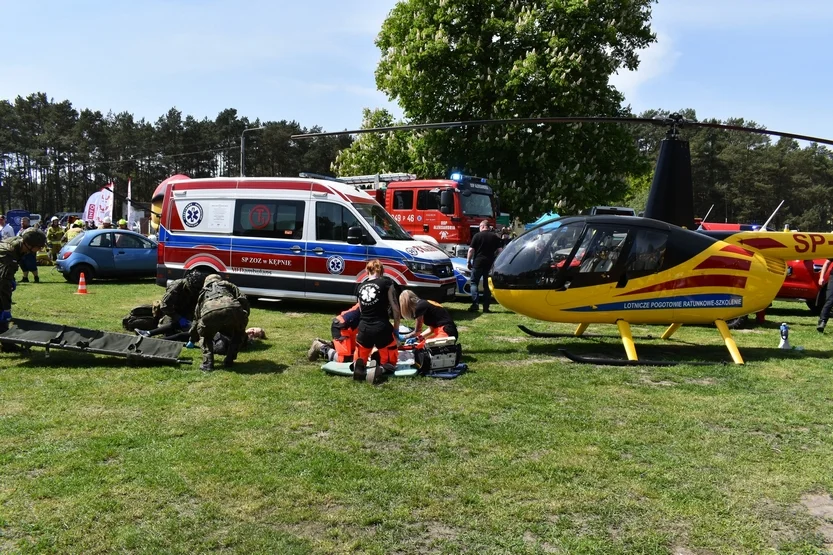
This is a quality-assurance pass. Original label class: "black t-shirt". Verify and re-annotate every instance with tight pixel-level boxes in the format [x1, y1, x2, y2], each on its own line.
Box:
[470, 230, 502, 269]
[414, 299, 454, 329]
[357, 277, 395, 324]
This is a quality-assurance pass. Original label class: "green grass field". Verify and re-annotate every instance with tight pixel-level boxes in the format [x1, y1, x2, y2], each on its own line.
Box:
[3, 268, 833, 554]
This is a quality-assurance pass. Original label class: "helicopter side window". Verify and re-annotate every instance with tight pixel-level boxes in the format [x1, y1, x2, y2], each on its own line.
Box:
[625, 229, 669, 274]
[578, 230, 629, 274]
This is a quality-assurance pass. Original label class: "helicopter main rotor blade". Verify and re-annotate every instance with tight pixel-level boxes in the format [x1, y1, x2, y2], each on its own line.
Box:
[688, 120, 833, 146]
[291, 115, 833, 146]
[290, 116, 660, 139]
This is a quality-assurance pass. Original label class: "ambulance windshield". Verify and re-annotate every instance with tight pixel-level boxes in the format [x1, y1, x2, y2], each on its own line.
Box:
[353, 203, 413, 240]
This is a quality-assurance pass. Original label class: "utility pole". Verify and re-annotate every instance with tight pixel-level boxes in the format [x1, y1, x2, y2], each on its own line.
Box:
[240, 126, 267, 177]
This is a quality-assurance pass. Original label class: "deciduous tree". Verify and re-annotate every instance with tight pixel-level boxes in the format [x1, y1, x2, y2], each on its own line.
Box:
[369, 0, 656, 214]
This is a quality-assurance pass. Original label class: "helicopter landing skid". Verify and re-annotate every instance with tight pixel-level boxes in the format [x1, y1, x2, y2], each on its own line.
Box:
[557, 349, 716, 367]
[518, 324, 605, 338]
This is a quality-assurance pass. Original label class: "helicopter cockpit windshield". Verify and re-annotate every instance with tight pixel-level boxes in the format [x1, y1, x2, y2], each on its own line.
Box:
[492, 220, 584, 288]
[492, 218, 674, 290]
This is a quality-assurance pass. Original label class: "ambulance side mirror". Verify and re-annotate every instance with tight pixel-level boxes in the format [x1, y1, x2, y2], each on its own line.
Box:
[440, 190, 454, 215]
[347, 226, 367, 245]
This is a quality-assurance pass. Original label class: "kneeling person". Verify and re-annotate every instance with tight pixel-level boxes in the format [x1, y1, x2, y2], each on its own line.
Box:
[189, 274, 250, 371]
[308, 303, 360, 363]
[399, 290, 458, 342]
[353, 260, 400, 381]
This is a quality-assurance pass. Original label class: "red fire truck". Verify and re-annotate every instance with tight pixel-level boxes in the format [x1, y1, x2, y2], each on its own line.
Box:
[314, 173, 499, 257]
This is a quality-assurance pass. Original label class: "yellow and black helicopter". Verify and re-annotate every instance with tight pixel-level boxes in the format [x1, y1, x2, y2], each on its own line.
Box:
[293, 115, 833, 365]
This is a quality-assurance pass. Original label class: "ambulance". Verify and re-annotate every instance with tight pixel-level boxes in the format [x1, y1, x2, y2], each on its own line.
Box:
[154, 176, 457, 303]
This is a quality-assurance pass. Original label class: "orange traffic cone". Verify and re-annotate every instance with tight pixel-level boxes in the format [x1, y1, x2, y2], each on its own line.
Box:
[75, 272, 88, 295]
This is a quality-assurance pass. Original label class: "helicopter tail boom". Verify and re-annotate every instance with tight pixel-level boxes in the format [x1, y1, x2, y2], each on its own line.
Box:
[722, 231, 833, 262]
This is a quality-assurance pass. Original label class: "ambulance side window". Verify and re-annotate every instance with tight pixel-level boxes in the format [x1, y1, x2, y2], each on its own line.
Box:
[316, 202, 361, 242]
[234, 200, 305, 239]
[417, 190, 441, 210]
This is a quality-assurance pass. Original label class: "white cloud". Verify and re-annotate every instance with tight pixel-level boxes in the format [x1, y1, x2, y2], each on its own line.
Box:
[609, 33, 680, 106]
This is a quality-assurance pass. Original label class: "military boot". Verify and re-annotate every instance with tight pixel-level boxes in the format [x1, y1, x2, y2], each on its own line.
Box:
[224, 340, 240, 367]
[201, 352, 215, 372]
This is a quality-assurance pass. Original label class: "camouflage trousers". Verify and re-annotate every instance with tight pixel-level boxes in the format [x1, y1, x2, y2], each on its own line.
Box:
[196, 306, 249, 370]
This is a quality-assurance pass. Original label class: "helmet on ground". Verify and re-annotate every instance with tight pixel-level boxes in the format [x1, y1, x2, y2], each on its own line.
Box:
[21, 229, 47, 249]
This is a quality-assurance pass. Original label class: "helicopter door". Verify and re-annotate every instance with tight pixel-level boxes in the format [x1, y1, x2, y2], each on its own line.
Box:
[556, 225, 632, 290]
[618, 229, 670, 287]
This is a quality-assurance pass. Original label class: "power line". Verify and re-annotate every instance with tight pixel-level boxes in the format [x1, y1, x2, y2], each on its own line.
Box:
[0, 144, 240, 171]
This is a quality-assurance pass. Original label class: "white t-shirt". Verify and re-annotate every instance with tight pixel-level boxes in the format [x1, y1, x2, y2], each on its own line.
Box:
[0, 223, 13, 240]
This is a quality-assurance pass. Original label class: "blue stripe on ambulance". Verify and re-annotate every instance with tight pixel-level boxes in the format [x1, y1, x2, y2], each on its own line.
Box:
[161, 227, 443, 264]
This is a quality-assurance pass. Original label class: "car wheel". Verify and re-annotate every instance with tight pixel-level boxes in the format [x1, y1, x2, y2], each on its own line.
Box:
[69, 264, 94, 284]
[807, 285, 825, 315]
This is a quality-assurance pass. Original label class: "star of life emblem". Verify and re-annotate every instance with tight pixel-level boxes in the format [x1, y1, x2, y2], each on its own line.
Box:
[327, 255, 345, 274]
[182, 202, 203, 228]
[359, 283, 380, 306]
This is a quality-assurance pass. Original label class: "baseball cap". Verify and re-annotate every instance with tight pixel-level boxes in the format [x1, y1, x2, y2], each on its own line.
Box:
[103, 217, 112, 224]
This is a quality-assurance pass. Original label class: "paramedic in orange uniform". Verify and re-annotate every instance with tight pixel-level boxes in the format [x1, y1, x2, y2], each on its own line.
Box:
[307, 303, 360, 363]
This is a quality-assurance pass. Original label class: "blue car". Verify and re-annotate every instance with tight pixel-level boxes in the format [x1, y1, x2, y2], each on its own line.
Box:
[55, 229, 158, 283]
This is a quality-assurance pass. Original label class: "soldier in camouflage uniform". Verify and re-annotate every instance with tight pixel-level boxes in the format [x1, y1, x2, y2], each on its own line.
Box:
[188, 274, 250, 372]
[0, 230, 47, 348]
[136, 270, 208, 338]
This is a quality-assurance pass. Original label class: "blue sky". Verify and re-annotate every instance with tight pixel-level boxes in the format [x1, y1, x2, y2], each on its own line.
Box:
[1, 0, 831, 142]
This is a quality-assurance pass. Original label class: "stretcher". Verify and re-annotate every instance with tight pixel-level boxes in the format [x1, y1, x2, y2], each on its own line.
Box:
[0, 318, 188, 365]
[321, 336, 467, 381]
